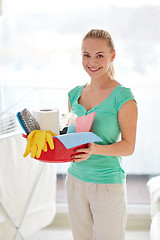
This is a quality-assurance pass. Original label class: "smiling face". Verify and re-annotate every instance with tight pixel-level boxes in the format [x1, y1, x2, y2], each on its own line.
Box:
[81, 38, 115, 79]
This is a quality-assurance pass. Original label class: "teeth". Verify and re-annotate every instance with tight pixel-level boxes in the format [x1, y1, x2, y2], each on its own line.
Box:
[89, 68, 99, 71]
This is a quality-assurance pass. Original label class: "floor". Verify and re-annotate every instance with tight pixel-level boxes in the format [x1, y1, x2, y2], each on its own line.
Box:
[27, 228, 150, 240]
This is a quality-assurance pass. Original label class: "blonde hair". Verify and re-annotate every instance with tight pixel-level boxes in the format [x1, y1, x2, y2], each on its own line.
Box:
[83, 29, 115, 78]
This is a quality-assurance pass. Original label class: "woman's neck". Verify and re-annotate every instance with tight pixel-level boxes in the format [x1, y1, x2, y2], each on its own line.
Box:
[89, 73, 115, 90]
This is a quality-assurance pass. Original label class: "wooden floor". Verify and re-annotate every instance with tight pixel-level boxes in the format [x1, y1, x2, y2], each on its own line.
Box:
[28, 228, 150, 240]
[56, 174, 151, 204]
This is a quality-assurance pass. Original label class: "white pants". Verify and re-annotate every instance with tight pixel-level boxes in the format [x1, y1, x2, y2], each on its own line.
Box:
[66, 174, 127, 240]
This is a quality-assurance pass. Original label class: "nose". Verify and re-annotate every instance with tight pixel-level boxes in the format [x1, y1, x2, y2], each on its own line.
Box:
[88, 57, 97, 66]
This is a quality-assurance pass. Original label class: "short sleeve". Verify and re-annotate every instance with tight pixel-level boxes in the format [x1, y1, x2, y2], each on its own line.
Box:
[68, 85, 83, 107]
[116, 87, 136, 112]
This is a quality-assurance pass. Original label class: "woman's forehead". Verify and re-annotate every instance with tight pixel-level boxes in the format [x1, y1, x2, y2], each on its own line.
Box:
[82, 38, 111, 53]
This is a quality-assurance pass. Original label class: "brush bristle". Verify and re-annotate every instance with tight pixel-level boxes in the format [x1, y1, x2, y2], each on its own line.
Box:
[16, 109, 40, 134]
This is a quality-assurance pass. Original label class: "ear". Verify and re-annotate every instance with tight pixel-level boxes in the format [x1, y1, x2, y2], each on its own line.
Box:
[111, 49, 116, 62]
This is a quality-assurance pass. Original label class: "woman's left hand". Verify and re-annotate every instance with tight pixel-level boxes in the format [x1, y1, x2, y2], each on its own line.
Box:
[72, 142, 96, 162]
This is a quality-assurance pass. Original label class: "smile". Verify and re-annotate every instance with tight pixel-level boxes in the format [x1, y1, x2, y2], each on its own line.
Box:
[88, 67, 101, 72]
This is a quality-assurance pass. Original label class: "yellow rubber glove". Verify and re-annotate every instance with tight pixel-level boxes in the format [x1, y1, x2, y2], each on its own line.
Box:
[45, 130, 58, 150]
[23, 130, 58, 158]
[43, 130, 58, 152]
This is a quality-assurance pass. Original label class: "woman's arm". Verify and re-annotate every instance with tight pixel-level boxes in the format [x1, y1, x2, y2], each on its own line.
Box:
[68, 98, 71, 112]
[72, 100, 138, 162]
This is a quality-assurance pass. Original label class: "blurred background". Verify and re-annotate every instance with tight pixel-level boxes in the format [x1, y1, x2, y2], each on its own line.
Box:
[0, 0, 160, 205]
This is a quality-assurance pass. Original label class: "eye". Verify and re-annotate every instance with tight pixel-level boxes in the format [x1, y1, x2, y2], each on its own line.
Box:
[97, 54, 103, 58]
[83, 54, 90, 58]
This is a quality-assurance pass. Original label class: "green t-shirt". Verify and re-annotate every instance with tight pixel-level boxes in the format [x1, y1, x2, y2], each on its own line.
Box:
[67, 84, 136, 184]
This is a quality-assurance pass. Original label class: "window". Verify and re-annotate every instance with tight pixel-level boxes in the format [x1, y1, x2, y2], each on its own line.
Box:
[1, 0, 160, 204]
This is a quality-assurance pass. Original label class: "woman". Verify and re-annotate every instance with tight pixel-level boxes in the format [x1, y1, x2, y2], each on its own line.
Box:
[66, 29, 138, 240]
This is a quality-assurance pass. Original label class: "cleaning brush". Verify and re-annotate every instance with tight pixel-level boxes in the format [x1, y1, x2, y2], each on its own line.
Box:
[16, 108, 40, 135]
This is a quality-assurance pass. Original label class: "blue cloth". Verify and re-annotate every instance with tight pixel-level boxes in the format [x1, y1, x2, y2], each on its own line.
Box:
[55, 132, 102, 149]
